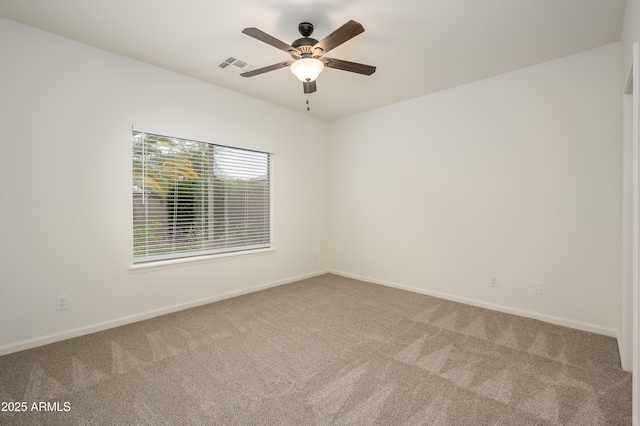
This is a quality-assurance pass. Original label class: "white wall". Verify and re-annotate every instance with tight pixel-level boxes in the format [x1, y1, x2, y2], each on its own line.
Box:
[329, 43, 622, 336]
[0, 18, 329, 354]
[620, 0, 640, 421]
[622, 0, 640, 78]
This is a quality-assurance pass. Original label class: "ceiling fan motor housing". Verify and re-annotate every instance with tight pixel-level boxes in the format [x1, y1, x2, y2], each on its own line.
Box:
[292, 37, 319, 57]
[292, 23, 319, 57]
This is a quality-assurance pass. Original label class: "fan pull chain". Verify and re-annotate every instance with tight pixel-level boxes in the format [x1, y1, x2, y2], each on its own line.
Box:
[304, 79, 311, 111]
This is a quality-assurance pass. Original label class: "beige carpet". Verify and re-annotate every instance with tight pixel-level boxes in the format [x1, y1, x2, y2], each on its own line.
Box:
[0, 274, 632, 425]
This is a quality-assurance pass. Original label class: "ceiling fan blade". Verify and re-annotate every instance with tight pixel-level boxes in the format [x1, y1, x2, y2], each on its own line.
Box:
[242, 27, 300, 57]
[322, 57, 376, 75]
[303, 80, 317, 94]
[313, 20, 365, 56]
[240, 60, 295, 77]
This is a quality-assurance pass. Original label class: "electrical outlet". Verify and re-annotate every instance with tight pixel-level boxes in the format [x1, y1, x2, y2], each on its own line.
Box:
[490, 276, 499, 288]
[56, 295, 68, 311]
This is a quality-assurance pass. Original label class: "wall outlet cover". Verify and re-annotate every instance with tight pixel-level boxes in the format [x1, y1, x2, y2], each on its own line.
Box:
[490, 276, 499, 288]
[56, 295, 68, 311]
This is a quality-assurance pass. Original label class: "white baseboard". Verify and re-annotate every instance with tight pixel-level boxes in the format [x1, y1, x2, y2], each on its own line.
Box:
[329, 270, 618, 338]
[0, 270, 330, 357]
[618, 333, 633, 372]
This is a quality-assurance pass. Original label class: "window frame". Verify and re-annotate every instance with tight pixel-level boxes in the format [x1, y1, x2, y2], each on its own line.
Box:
[131, 126, 275, 269]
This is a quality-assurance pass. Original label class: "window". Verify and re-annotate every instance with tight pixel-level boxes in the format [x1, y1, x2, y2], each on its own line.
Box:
[132, 130, 272, 264]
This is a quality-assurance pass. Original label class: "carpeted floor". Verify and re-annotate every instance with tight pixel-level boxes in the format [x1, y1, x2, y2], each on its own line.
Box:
[0, 274, 632, 425]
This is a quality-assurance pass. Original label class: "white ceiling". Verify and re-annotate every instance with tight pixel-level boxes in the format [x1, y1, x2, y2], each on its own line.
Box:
[0, 0, 626, 121]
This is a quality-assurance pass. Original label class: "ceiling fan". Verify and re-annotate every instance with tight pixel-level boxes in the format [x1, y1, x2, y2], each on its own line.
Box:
[240, 20, 376, 94]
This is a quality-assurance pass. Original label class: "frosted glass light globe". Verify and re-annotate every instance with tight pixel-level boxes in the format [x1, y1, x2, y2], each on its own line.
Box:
[290, 58, 324, 82]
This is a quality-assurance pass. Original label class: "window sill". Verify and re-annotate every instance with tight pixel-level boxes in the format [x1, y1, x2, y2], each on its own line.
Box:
[129, 247, 277, 273]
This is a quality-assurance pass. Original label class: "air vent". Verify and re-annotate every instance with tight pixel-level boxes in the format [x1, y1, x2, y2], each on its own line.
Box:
[219, 57, 255, 75]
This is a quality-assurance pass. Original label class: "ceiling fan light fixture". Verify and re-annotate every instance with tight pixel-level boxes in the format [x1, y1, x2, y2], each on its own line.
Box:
[290, 57, 324, 82]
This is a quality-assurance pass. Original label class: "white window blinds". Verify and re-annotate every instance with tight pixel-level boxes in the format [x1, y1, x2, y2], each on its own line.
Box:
[133, 131, 272, 263]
